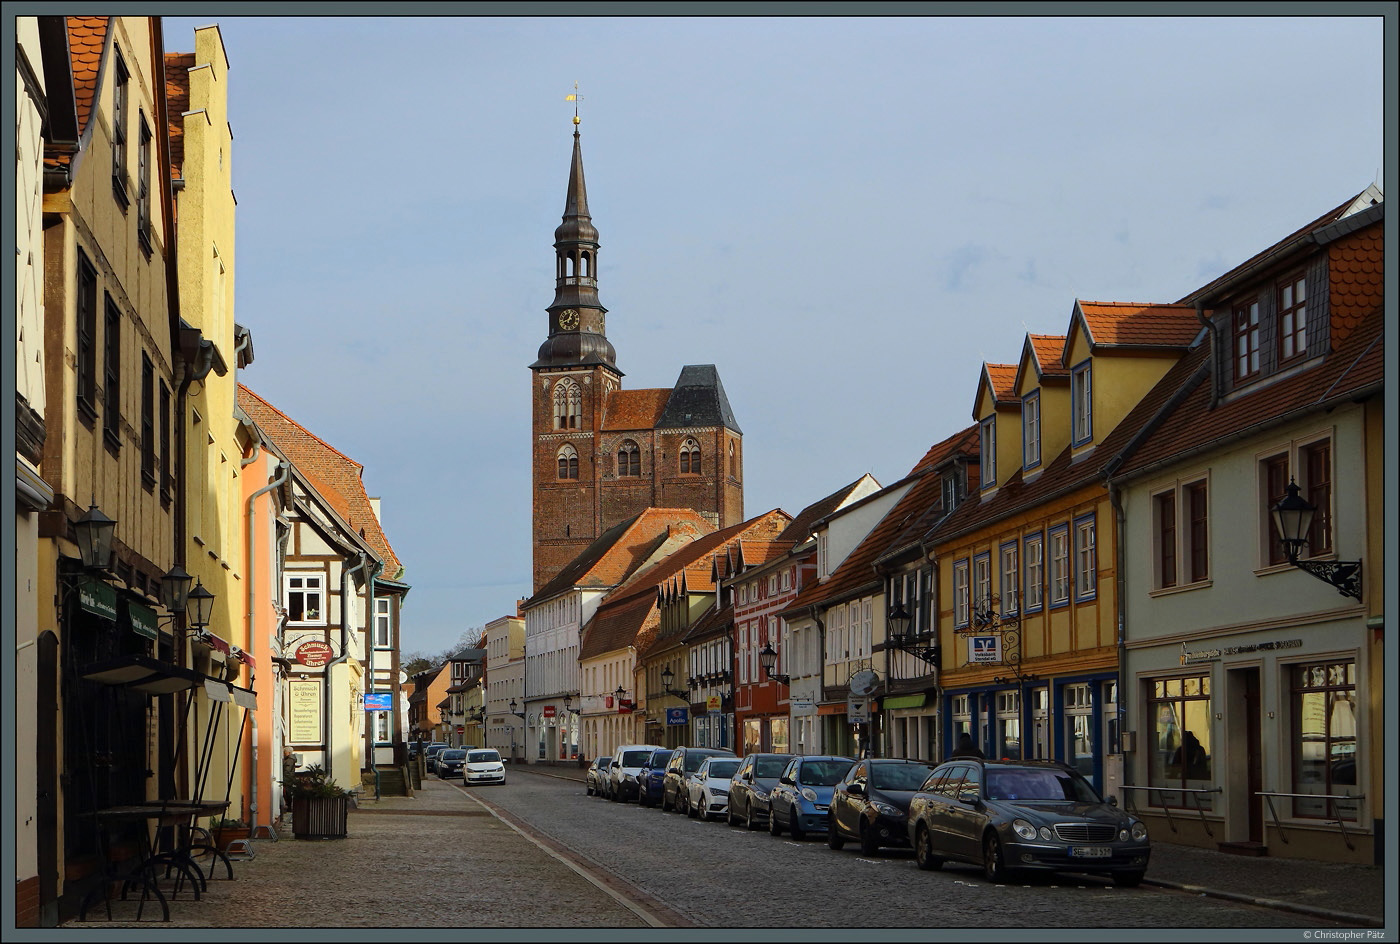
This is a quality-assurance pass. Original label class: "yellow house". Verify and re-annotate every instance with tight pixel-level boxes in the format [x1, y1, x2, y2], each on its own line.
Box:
[930, 302, 1198, 792]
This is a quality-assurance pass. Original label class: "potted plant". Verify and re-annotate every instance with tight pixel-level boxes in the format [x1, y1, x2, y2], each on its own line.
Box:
[290, 764, 353, 839]
[208, 816, 250, 851]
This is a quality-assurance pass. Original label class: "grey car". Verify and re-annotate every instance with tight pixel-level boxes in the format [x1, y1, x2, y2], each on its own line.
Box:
[906, 759, 1150, 886]
[662, 746, 736, 813]
[726, 753, 794, 830]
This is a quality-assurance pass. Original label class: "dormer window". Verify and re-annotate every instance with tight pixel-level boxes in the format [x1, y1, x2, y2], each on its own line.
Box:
[1071, 361, 1093, 447]
[979, 416, 997, 489]
[1233, 300, 1261, 382]
[1277, 274, 1308, 364]
[1023, 390, 1042, 470]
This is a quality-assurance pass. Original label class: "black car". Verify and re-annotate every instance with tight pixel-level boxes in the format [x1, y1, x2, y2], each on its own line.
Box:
[585, 756, 613, 797]
[906, 759, 1150, 886]
[436, 748, 467, 778]
[827, 757, 936, 856]
[662, 746, 735, 813]
[726, 753, 794, 830]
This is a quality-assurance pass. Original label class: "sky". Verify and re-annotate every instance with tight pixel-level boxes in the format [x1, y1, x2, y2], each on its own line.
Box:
[155, 11, 1388, 660]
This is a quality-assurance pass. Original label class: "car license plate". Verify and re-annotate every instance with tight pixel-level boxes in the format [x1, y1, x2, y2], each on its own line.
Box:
[1069, 846, 1111, 858]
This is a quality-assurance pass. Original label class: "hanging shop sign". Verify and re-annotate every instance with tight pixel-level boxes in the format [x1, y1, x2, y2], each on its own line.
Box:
[364, 692, 393, 711]
[969, 635, 1002, 664]
[847, 694, 871, 724]
[706, 695, 722, 713]
[79, 579, 118, 621]
[543, 705, 557, 718]
[618, 698, 634, 714]
[296, 640, 334, 667]
[128, 601, 159, 641]
[665, 707, 688, 726]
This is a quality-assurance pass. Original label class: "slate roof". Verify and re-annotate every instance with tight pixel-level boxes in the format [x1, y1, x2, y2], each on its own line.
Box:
[657, 365, 742, 433]
[601, 388, 671, 432]
[238, 385, 403, 578]
[526, 508, 713, 605]
[1072, 301, 1203, 352]
[782, 425, 980, 616]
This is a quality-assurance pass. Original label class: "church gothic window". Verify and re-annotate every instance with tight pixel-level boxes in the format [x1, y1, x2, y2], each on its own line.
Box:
[680, 438, 701, 475]
[617, 440, 641, 477]
[553, 379, 582, 429]
[557, 444, 579, 480]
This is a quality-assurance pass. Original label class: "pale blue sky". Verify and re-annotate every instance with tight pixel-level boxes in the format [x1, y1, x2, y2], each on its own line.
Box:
[158, 12, 1387, 658]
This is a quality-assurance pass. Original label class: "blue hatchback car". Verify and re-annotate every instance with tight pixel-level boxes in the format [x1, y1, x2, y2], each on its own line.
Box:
[767, 755, 855, 841]
[637, 748, 674, 808]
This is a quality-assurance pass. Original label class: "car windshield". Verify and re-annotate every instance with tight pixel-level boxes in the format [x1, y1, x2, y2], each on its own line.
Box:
[706, 760, 740, 779]
[648, 751, 673, 767]
[871, 763, 935, 791]
[441, 750, 466, 760]
[620, 750, 653, 766]
[986, 768, 1102, 802]
[685, 752, 727, 772]
[467, 750, 500, 764]
[755, 757, 789, 778]
[799, 760, 852, 786]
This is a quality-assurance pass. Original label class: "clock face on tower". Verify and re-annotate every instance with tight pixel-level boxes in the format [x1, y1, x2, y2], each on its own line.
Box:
[558, 308, 579, 330]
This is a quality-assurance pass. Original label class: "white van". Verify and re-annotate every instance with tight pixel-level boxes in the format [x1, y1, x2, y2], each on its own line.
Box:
[608, 743, 664, 802]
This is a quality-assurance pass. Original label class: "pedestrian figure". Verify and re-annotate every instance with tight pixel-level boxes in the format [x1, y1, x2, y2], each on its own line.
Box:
[949, 732, 985, 760]
[282, 746, 298, 810]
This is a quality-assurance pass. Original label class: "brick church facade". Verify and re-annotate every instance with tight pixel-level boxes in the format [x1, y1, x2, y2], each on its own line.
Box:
[530, 124, 744, 591]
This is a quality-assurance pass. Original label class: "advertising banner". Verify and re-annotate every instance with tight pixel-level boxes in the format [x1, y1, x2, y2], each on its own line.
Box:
[288, 679, 322, 743]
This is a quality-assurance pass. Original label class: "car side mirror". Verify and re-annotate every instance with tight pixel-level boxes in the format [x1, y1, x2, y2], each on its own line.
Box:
[848, 783, 865, 797]
[1107, 796, 1118, 807]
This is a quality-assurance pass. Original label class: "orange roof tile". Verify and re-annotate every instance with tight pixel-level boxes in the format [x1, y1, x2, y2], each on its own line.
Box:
[68, 17, 108, 138]
[529, 508, 715, 604]
[1073, 301, 1202, 352]
[164, 52, 193, 179]
[238, 385, 403, 577]
[1024, 334, 1070, 384]
[601, 388, 672, 431]
[985, 363, 1018, 402]
[1328, 224, 1384, 348]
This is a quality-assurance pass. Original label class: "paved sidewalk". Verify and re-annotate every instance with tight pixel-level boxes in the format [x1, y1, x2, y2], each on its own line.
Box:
[520, 761, 1388, 928]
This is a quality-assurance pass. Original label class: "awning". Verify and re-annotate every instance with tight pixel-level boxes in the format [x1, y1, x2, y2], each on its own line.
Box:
[882, 693, 927, 711]
[80, 655, 204, 695]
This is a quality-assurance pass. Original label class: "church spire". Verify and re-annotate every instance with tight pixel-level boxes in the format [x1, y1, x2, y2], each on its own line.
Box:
[532, 105, 617, 372]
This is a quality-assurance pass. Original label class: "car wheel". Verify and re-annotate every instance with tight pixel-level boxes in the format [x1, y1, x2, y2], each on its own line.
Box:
[727, 805, 739, 827]
[859, 821, 881, 856]
[1112, 870, 1146, 888]
[687, 795, 698, 818]
[789, 812, 806, 842]
[827, 814, 845, 850]
[661, 789, 671, 812]
[769, 807, 783, 836]
[914, 825, 944, 871]
[745, 802, 762, 831]
[677, 791, 689, 815]
[638, 791, 650, 808]
[983, 832, 1010, 884]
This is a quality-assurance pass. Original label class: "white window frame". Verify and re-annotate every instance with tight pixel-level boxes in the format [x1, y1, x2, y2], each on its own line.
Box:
[999, 540, 1019, 615]
[979, 414, 997, 489]
[1151, 474, 1211, 592]
[953, 559, 971, 628]
[973, 552, 992, 614]
[1049, 525, 1070, 607]
[286, 572, 326, 625]
[374, 597, 392, 648]
[1071, 359, 1093, 447]
[1023, 390, 1042, 470]
[1074, 513, 1097, 602]
[1024, 532, 1044, 612]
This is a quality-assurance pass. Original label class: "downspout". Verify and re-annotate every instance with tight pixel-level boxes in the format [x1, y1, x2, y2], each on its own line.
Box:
[325, 551, 367, 784]
[245, 460, 289, 831]
[1196, 303, 1220, 410]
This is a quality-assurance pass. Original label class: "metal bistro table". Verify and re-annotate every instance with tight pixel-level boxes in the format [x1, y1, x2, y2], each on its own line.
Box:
[80, 799, 230, 922]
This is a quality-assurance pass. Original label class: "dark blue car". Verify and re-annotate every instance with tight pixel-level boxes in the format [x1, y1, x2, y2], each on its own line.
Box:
[767, 755, 854, 841]
[637, 748, 673, 808]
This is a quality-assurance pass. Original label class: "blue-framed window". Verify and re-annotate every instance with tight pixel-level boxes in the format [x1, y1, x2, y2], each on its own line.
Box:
[1073, 512, 1097, 602]
[1023, 531, 1044, 613]
[979, 414, 997, 489]
[1071, 360, 1093, 447]
[1022, 390, 1042, 470]
[973, 552, 992, 615]
[953, 559, 970, 628]
[999, 540, 1020, 615]
[1048, 524, 1070, 608]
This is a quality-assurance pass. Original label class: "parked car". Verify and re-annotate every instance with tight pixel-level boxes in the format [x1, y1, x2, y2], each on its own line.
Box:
[726, 753, 795, 830]
[767, 754, 854, 841]
[586, 756, 614, 797]
[906, 759, 1151, 886]
[463, 748, 507, 786]
[608, 744, 664, 803]
[662, 746, 736, 813]
[637, 749, 674, 808]
[437, 748, 467, 778]
[685, 756, 742, 821]
[827, 757, 936, 856]
[424, 743, 451, 774]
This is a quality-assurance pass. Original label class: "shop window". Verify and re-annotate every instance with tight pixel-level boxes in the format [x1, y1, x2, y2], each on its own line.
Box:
[1147, 675, 1213, 809]
[1291, 661, 1357, 821]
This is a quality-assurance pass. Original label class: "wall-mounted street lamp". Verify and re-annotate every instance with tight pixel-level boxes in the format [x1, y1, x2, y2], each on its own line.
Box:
[159, 564, 193, 615]
[186, 580, 216, 631]
[73, 502, 117, 570]
[659, 667, 687, 700]
[757, 643, 789, 685]
[1273, 478, 1363, 600]
[508, 699, 526, 719]
[884, 602, 940, 666]
[561, 693, 581, 715]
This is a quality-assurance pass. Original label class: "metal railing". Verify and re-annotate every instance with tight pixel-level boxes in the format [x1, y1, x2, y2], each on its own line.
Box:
[1256, 790, 1364, 851]
[1119, 784, 1223, 837]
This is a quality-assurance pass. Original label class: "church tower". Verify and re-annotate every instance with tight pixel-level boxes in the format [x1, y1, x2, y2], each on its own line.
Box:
[530, 120, 744, 592]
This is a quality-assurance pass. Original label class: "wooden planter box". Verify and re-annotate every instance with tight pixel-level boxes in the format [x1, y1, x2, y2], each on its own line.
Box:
[292, 796, 349, 839]
[211, 826, 251, 851]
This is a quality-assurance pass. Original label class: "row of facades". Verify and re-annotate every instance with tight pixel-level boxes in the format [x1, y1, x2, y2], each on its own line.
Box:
[15, 18, 411, 926]
[479, 182, 1385, 870]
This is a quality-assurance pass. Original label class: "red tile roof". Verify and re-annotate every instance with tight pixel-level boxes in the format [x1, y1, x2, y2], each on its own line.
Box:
[238, 385, 403, 578]
[1327, 224, 1384, 348]
[530, 508, 714, 604]
[1073, 301, 1202, 353]
[45, 17, 108, 171]
[163, 52, 194, 179]
[601, 388, 672, 431]
[982, 363, 1019, 404]
[1018, 334, 1070, 389]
